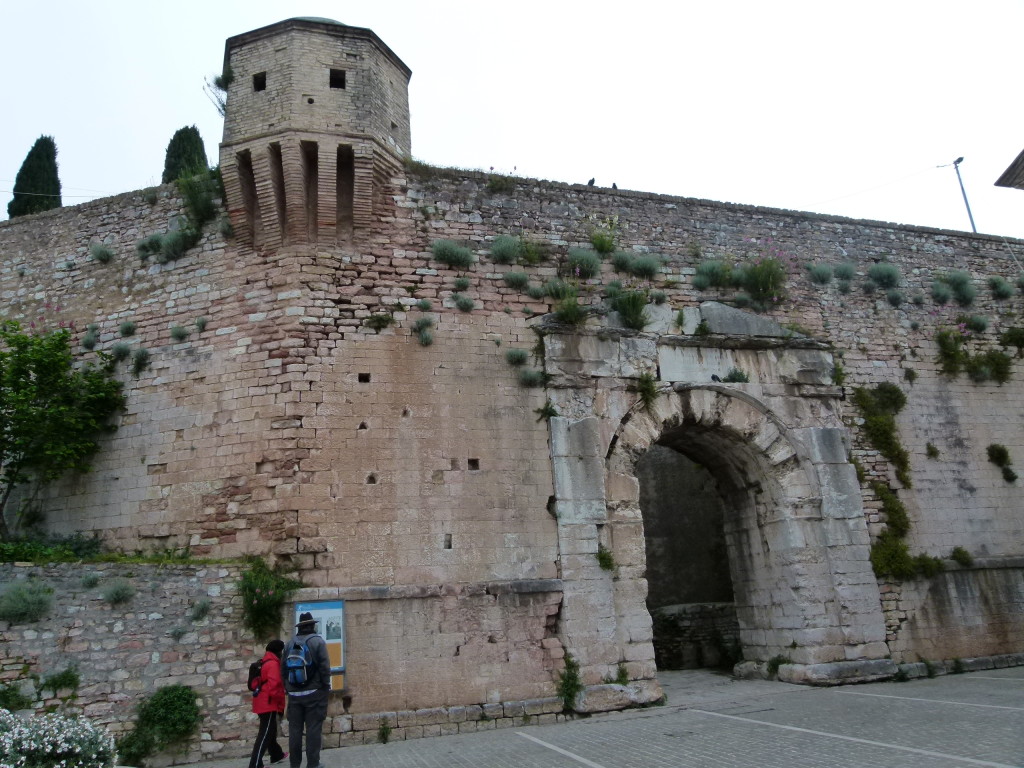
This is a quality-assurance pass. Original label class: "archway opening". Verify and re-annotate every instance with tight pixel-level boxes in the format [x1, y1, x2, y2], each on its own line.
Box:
[639, 445, 737, 669]
[637, 417, 785, 672]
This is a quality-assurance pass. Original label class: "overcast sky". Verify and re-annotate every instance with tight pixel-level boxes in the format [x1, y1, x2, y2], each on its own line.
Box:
[3, 1, 1023, 240]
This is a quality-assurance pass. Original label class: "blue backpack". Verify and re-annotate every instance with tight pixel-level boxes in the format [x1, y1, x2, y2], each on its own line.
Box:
[284, 639, 313, 686]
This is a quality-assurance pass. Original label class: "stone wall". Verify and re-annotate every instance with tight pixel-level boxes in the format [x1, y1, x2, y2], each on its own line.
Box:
[1, 164, 1023, 734]
[0, 563, 247, 765]
[885, 559, 1024, 663]
[0, 563, 571, 761]
[396, 169, 1024, 666]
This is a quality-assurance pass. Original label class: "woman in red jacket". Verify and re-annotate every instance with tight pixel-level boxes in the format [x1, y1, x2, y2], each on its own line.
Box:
[249, 640, 287, 768]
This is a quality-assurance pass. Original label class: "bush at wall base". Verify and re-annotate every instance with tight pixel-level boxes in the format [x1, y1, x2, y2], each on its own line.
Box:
[0, 708, 116, 768]
[115, 684, 202, 768]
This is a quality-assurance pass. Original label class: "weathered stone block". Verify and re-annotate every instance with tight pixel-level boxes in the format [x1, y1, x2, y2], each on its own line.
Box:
[552, 455, 607, 502]
[777, 348, 834, 385]
[544, 333, 622, 378]
[550, 417, 603, 458]
[658, 346, 738, 383]
[779, 658, 897, 685]
[643, 302, 676, 334]
[794, 427, 850, 465]
[699, 301, 792, 337]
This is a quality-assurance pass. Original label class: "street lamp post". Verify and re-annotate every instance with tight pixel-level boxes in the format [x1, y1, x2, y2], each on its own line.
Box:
[952, 157, 977, 234]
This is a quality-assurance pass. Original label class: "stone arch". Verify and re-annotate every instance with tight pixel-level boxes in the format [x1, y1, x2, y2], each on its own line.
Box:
[601, 384, 892, 683]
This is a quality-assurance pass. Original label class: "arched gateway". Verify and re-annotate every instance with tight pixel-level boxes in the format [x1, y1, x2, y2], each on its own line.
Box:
[543, 303, 893, 710]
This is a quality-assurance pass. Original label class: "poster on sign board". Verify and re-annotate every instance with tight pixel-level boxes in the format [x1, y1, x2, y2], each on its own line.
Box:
[293, 601, 345, 691]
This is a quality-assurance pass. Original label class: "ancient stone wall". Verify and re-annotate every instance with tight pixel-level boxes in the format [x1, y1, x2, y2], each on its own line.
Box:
[395, 170, 1024, 665]
[884, 561, 1024, 662]
[0, 563, 569, 762]
[0, 563, 246, 765]
[1, 164, 1023, 741]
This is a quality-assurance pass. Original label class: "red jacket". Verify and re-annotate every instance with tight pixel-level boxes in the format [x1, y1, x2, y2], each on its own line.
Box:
[252, 650, 286, 714]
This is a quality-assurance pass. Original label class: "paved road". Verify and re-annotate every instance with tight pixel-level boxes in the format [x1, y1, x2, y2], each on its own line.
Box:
[198, 668, 1024, 768]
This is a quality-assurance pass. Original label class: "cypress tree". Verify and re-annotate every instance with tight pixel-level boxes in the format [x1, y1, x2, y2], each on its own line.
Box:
[7, 135, 62, 218]
[162, 126, 208, 183]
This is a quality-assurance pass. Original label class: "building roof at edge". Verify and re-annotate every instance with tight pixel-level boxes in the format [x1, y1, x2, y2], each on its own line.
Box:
[996, 147, 1024, 191]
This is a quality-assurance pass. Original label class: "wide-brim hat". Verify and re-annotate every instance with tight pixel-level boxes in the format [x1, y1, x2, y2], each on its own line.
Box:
[296, 611, 317, 628]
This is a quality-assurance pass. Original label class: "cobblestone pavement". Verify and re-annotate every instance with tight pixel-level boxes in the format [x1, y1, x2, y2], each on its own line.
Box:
[196, 668, 1024, 768]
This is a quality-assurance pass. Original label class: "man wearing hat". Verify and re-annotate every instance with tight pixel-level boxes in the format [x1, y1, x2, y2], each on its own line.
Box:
[283, 612, 332, 768]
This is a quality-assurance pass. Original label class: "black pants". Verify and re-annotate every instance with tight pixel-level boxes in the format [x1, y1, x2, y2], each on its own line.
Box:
[249, 711, 285, 768]
[287, 690, 329, 768]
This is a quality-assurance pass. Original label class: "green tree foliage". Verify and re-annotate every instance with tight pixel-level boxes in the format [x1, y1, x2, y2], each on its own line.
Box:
[238, 558, 303, 640]
[7, 136, 62, 218]
[0, 322, 125, 540]
[161, 126, 208, 184]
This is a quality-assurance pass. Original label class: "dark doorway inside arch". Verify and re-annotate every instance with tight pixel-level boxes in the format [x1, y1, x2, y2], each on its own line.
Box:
[638, 444, 740, 670]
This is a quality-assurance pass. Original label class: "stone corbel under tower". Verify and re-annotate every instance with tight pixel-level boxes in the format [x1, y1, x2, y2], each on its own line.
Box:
[218, 18, 412, 250]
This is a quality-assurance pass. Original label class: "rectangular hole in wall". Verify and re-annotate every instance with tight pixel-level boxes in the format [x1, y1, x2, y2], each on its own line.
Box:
[329, 69, 346, 89]
[300, 141, 318, 243]
[253, 72, 266, 91]
[443, 534, 452, 550]
[268, 142, 287, 239]
[468, 459, 480, 471]
[337, 144, 354, 241]
[236, 149, 261, 245]
[450, 459, 459, 471]
[358, 372, 371, 383]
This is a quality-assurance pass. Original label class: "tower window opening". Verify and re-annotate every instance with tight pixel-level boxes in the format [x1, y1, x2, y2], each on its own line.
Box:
[336, 144, 355, 241]
[300, 141, 318, 243]
[236, 149, 260, 245]
[330, 69, 346, 89]
[268, 142, 287, 238]
[253, 72, 267, 91]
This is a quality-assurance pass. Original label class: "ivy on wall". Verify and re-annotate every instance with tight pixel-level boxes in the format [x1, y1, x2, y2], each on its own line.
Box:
[852, 383, 946, 579]
[851, 382, 911, 488]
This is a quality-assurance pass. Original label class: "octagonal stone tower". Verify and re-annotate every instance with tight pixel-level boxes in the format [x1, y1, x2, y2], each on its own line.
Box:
[218, 17, 412, 250]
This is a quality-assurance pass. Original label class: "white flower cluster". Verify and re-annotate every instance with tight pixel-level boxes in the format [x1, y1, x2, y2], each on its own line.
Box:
[0, 708, 115, 768]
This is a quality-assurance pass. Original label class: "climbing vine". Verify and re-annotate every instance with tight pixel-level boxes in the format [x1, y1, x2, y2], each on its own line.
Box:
[851, 382, 911, 488]
[934, 324, 1014, 385]
[868, 481, 941, 580]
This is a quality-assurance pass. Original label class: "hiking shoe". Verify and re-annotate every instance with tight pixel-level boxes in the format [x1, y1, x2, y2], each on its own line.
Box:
[271, 755, 288, 765]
